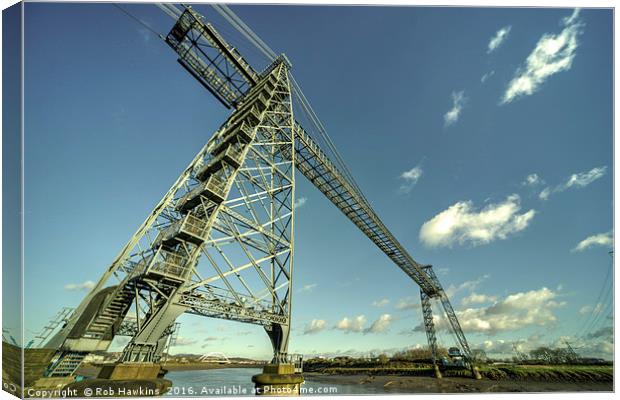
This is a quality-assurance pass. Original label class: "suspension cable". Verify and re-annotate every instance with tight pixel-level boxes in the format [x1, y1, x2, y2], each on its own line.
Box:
[156, 3, 182, 19]
[205, 4, 369, 203]
[574, 251, 613, 339]
[211, 4, 277, 61]
[113, 3, 165, 41]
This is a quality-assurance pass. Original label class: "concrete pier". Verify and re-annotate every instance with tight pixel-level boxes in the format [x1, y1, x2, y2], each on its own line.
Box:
[252, 364, 305, 396]
[97, 363, 163, 380]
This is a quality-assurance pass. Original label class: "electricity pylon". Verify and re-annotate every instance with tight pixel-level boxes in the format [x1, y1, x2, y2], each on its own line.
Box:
[41, 5, 476, 378]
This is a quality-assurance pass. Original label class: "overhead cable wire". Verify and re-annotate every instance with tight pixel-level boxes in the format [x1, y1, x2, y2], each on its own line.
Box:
[575, 252, 613, 339]
[157, 3, 182, 19]
[289, 76, 370, 203]
[113, 3, 165, 41]
[581, 278, 613, 338]
[159, 3, 374, 213]
[206, 3, 369, 204]
[211, 4, 277, 60]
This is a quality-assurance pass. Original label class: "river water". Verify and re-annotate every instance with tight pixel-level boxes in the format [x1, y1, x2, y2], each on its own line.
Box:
[165, 368, 385, 396]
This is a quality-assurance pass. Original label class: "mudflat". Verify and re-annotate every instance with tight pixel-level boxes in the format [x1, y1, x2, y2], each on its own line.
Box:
[306, 373, 613, 393]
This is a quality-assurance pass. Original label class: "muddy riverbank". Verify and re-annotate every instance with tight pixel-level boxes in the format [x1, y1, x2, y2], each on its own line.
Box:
[305, 372, 613, 393]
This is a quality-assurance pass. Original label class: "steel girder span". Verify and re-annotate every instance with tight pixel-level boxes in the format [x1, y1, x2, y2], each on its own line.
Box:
[41, 5, 472, 377]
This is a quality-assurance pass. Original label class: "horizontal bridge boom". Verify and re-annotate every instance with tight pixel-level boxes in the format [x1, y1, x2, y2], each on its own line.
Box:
[292, 125, 439, 295]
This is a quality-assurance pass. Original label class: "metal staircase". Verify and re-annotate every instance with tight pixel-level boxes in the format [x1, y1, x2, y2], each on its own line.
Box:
[84, 282, 136, 339]
[46, 351, 88, 377]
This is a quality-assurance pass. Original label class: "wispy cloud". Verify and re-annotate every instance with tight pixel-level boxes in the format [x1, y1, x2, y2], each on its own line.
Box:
[523, 173, 544, 187]
[138, 27, 152, 44]
[399, 165, 423, 194]
[502, 9, 583, 104]
[572, 231, 613, 252]
[539, 187, 552, 201]
[488, 25, 512, 53]
[461, 293, 497, 306]
[294, 197, 307, 208]
[64, 280, 95, 291]
[297, 283, 317, 293]
[443, 91, 466, 127]
[562, 166, 607, 189]
[303, 319, 328, 335]
[419, 194, 535, 247]
[539, 166, 607, 201]
[481, 70, 495, 83]
[395, 297, 420, 311]
[445, 275, 490, 298]
[372, 298, 390, 307]
[579, 303, 605, 315]
[175, 336, 198, 346]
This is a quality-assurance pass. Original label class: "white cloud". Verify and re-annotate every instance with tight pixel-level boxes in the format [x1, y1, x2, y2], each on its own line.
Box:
[443, 91, 466, 127]
[488, 25, 512, 53]
[523, 173, 543, 187]
[138, 27, 152, 44]
[461, 293, 498, 306]
[297, 283, 317, 293]
[64, 280, 95, 291]
[481, 70, 495, 83]
[419, 194, 535, 247]
[303, 319, 328, 335]
[445, 275, 490, 298]
[399, 165, 423, 194]
[563, 166, 607, 190]
[539, 187, 552, 201]
[502, 9, 583, 104]
[175, 336, 198, 346]
[395, 297, 420, 311]
[475, 330, 613, 360]
[365, 314, 393, 334]
[572, 231, 613, 252]
[538, 166, 606, 201]
[416, 287, 564, 334]
[333, 314, 394, 334]
[372, 298, 390, 307]
[584, 325, 612, 340]
[335, 315, 366, 333]
[294, 197, 307, 208]
[579, 303, 605, 315]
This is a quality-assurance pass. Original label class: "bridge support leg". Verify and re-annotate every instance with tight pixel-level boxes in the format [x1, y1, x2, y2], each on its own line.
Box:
[420, 289, 441, 379]
[97, 300, 186, 380]
[265, 323, 290, 364]
[252, 364, 304, 396]
[252, 323, 304, 395]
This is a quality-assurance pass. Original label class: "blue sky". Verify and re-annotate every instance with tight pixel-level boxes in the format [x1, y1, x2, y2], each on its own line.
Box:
[19, 4, 612, 360]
